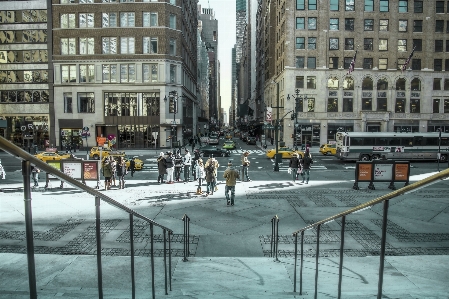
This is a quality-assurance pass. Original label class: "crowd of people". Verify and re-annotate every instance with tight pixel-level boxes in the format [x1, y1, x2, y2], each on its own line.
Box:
[288, 149, 313, 184]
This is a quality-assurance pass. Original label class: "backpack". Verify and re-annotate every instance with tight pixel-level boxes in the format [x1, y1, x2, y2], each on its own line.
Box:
[206, 163, 215, 174]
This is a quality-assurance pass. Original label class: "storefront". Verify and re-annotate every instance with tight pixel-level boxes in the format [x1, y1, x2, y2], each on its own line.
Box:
[59, 119, 83, 151]
[1, 116, 49, 151]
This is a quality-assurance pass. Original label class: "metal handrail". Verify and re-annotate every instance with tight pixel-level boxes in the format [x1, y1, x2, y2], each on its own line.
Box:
[0, 136, 174, 299]
[270, 215, 279, 261]
[291, 167, 449, 299]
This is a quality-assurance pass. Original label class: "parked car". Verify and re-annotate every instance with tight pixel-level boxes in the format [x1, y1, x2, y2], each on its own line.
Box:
[266, 147, 304, 159]
[223, 140, 236, 150]
[198, 145, 231, 157]
[319, 143, 337, 155]
[34, 151, 71, 162]
[246, 136, 257, 145]
[208, 134, 219, 145]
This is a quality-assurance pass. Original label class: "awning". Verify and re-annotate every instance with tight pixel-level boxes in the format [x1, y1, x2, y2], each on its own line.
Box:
[59, 119, 83, 128]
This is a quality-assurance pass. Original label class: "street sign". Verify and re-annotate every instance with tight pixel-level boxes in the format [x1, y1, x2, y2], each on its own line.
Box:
[263, 125, 275, 130]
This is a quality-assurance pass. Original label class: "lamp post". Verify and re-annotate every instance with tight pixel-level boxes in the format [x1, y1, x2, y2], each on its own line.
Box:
[164, 91, 184, 150]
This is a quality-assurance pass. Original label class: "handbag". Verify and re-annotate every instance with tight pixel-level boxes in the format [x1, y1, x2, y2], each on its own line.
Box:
[287, 167, 292, 174]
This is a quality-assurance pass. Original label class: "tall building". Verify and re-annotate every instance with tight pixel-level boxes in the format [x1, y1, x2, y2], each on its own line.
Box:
[0, 1, 53, 150]
[256, 0, 449, 148]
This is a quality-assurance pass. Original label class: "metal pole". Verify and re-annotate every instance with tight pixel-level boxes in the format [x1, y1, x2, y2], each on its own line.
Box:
[95, 196, 103, 299]
[438, 129, 441, 172]
[293, 233, 298, 293]
[337, 216, 346, 299]
[129, 214, 135, 299]
[274, 82, 280, 171]
[163, 230, 168, 295]
[377, 200, 389, 299]
[169, 231, 172, 291]
[150, 223, 155, 299]
[22, 160, 37, 299]
[314, 224, 321, 299]
[300, 231, 304, 295]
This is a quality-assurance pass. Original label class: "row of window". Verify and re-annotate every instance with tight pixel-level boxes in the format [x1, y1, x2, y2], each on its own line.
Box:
[61, 0, 176, 4]
[60, 12, 175, 29]
[0, 10, 47, 23]
[296, 0, 449, 13]
[0, 30, 47, 44]
[0, 90, 50, 103]
[0, 70, 48, 83]
[0, 50, 48, 63]
[59, 36, 176, 55]
[296, 18, 449, 33]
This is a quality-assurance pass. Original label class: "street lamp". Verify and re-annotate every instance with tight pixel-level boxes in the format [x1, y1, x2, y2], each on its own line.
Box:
[164, 91, 184, 150]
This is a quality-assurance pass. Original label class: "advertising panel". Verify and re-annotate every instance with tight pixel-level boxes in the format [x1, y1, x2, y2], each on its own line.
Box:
[47, 161, 61, 179]
[394, 163, 409, 181]
[357, 163, 372, 181]
[83, 161, 99, 181]
[63, 162, 82, 180]
[374, 163, 393, 181]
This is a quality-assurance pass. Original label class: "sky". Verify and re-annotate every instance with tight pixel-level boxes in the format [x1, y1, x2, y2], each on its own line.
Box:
[198, 0, 236, 113]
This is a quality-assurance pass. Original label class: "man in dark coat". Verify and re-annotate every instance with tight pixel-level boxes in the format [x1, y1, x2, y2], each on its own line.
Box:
[300, 150, 313, 184]
[157, 152, 166, 184]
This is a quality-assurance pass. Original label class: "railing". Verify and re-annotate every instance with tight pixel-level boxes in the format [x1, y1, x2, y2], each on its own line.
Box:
[291, 167, 449, 299]
[270, 215, 279, 261]
[182, 214, 190, 262]
[0, 136, 174, 299]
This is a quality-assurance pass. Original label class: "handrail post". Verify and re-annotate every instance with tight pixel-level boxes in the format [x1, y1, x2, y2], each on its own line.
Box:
[22, 160, 37, 299]
[182, 214, 190, 262]
[314, 224, 321, 299]
[163, 229, 168, 295]
[293, 233, 298, 293]
[337, 216, 346, 299]
[270, 215, 279, 261]
[150, 223, 155, 299]
[300, 231, 304, 295]
[169, 231, 172, 291]
[129, 214, 135, 299]
[377, 200, 389, 299]
[95, 196, 103, 299]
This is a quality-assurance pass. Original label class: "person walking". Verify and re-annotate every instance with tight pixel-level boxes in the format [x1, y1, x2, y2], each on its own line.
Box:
[165, 151, 175, 184]
[195, 159, 205, 195]
[300, 150, 313, 184]
[174, 150, 183, 182]
[109, 156, 117, 187]
[204, 160, 215, 196]
[183, 149, 192, 182]
[289, 153, 301, 182]
[241, 151, 251, 182]
[157, 152, 166, 184]
[129, 157, 136, 177]
[0, 159, 5, 180]
[192, 149, 201, 180]
[102, 159, 113, 190]
[223, 161, 239, 206]
[116, 156, 127, 189]
[31, 165, 40, 187]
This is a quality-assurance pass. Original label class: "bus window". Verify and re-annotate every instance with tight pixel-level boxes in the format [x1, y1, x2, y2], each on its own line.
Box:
[351, 137, 363, 146]
[424, 137, 438, 146]
[402, 137, 414, 146]
[376, 137, 389, 146]
[413, 137, 423, 146]
[441, 138, 449, 146]
[389, 138, 401, 146]
[363, 137, 375, 145]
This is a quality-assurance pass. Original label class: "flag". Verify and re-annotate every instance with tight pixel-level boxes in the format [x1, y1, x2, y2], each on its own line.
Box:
[401, 47, 415, 72]
[346, 50, 357, 75]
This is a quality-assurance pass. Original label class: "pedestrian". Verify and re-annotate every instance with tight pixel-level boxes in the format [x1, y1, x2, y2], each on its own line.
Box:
[116, 156, 127, 189]
[191, 138, 195, 152]
[289, 153, 301, 182]
[183, 149, 192, 182]
[174, 150, 183, 182]
[157, 152, 166, 184]
[223, 160, 239, 206]
[109, 156, 117, 187]
[204, 159, 215, 196]
[165, 151, 175, 184]
[0, 159, 5, 179]
[195, 159, 205, 194]
[241, 151, 251, 182]
[192, 149, 201, 180]
[211, 156, 219, 191]
[129, 157, 136, 177]
[300, 150, 313, 184]
[102, 159, 113, 190]
[31, 165, 40, 187]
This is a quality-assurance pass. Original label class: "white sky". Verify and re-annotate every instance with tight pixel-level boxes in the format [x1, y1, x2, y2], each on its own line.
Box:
[198, 0, 236, 112]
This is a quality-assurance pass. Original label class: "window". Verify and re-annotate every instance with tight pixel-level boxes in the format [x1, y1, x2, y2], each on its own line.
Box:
[364, 38, 373, 50]
[399, 0, 408, 12]
[329, 38, 339, 50]
[120, 64, 135, 82]
[327, 98, 338, 112]
[296, 37, 305, 49]
[143, 37, 157, 54]
[412, 59, 421, 70]
[330, 0, 338, 10]
[445, 99, 449, 113]
[365, 0, 374, 11]
[433, 78, 441, 90]
[411, 78, 421, 91]
[307, 76, 316, 89]
[399, 20, 407, 32]
[296, 17, 305, 29]
[363, 58, 373, 69]
[414, 1, 423, 13]
[436, 1, 444, 13]
[446, 59, 449, 71]
[307, 57, 316, 69]
[445, 80, 449, 91]
[362, 77, 373, 90]
[169, 14, 176, 29]
[102, 37, 117, 54]
[447, 21, 449, 33]
[143, 63, 158, 82]
[61, 65, 76, 83]
[345, 0, 355, 11]
[79, 37, 94, 55]
[433, 99, 440, 113]
[435, 40, 443, 52]
[295, 76, 304, 88]
[436, 20, 444, 32]
[61, 13, 75, 29]
[308, 0, 317, 10]
[379, 0, 389, 12]
[296, 0, 305, 10]
[379, 58, 388, 70]
[308, 37, 316, 49]
[379, 39, 388, 51]
[102, 64, 118, 83]
[398, 39, 407, 52]
[64, 93, 72, 113]
[308, 17, 317, 30]
[413, 39, 422, 51]
[377, 98, 387, 111]
[79, 64, 94, 83]
[345, 18, 354, 31]
[328, 77, 339, 89]
[329, 57, 339, 69]
[307, 98, 315, 112]
[102, 12, 117, 27]
[143, 12, 157, 27]
[364, 19, 374, 31]
[410, 99, 420, 113]
[61, 38, 76, 55]
[169, 38, 176, 55]
[296, 56, 305, 68]
[120, 12, 135, 27]
[343, 98, 353, 112]
[344, 57, 353, 69]
[78, 92, 95, 113]
[435, 59, 443, 71]
[447, 40, 449, 52]
[120, 37, 134, 54]
[345, 38, 354, 50]
[330, 18, 339, 30]
[79, 13, 94, 28]
[169, 64, 176, 83]
[362, 98, 372, 110]
[413, 20, 422, 32]
[379, 19, 389, 31]
[395, 99, 405, 113]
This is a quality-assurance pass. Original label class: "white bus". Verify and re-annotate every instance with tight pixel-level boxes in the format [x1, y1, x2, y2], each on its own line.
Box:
[335, 132, 449, 162]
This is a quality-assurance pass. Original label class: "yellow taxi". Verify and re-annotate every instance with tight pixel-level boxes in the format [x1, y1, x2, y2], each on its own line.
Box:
[102, 153, 144, 171]
[266, 147, 304, 159]
[89, 146, 124, 160]
[34, 151, 71, 162]
[225, 132, 233, 139]
[319, 144, 337, 155]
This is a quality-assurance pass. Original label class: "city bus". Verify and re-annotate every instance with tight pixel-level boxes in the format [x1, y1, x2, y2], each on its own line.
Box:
[335, 131, 449, 162]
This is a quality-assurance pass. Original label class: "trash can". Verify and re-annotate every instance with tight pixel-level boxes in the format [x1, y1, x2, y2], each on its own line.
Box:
[275, 153, 283, 164]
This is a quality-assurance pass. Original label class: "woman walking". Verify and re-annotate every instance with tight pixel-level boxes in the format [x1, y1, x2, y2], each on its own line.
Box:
[195, 159, 205, 195]
[116, 156, 127, 189]
[157, 152, 166, 184]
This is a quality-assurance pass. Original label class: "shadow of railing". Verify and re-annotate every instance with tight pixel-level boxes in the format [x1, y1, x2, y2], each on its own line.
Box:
[291, 167, 449, 299]
[0, 136, 174, 299]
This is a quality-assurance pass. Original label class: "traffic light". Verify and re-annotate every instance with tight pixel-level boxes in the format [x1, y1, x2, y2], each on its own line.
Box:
[169, 98, 176, 113]
[290, 113, 295, 120]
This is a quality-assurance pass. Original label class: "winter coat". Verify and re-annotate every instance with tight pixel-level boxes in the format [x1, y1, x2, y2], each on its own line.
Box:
[157, 156, 166, 175]
[165, 156, 174, 168]
[205, 164, 215, 182]
[103, 163, 113, 178]
[183, 153, 192, 165]
[196, 164, 205, 179]
[289, 156, 301, 169]
[116, 162, 127, 177]
[241, 154, 250, 166]
[301, 155, 313, 170]
[223, 166, 239, 186]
